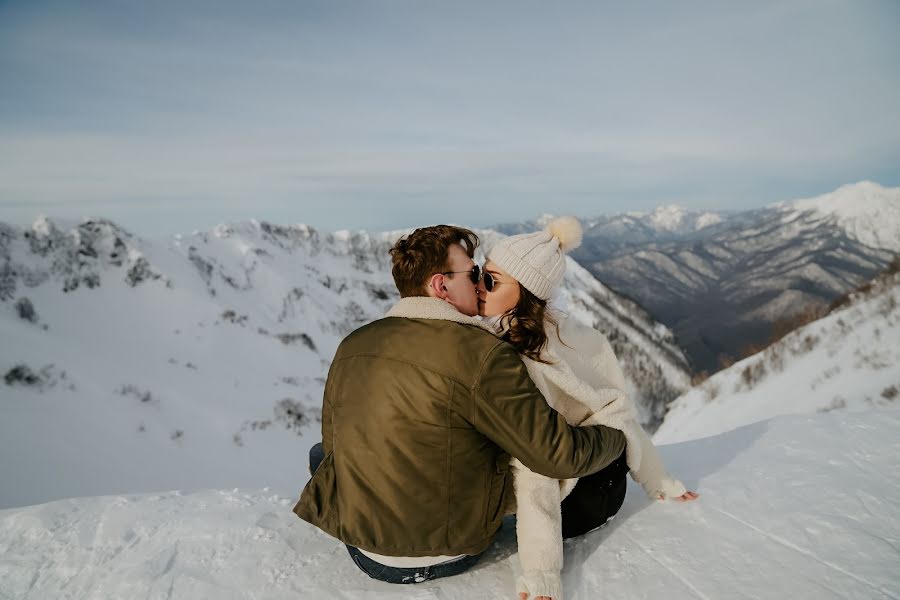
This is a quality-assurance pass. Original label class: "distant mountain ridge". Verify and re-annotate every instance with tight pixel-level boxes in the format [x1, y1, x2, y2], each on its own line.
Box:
[498, 181, 900, 372]
[498, 205, 731, 260]
[782, 181, 900, 252]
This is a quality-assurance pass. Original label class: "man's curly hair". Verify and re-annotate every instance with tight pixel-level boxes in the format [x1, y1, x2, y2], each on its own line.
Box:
[389, 225, 479, 297]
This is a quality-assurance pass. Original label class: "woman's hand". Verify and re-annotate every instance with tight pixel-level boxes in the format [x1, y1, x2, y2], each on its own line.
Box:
[519, 594, 553, 600]
[658, 491, 699, 502]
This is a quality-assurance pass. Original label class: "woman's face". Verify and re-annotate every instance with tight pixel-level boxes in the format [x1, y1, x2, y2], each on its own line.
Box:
[477, 260, 521, 317]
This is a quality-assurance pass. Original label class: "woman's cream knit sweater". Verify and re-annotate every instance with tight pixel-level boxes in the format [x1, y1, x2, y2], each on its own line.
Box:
[511, 314, 686, 600]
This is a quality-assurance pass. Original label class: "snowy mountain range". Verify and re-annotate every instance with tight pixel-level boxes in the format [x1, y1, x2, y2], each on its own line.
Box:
[2, 190, 899, 599]
[500, 181, 900, 373]
[500, 205, 727, 253]
[655, 257, 900, 444]
[0, 216, 689, 509]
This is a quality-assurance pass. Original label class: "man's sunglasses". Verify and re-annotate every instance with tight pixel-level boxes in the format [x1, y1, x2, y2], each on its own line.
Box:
[440, 264, 482, 284]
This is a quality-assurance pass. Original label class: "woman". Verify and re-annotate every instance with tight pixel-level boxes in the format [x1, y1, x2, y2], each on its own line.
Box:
[477, 217, 698, 600]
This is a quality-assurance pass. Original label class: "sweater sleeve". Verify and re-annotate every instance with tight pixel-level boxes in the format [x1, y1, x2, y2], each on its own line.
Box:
[513, 459, 565, 600]
[629, 425, 687, 500]
[571, 324, 687, 500]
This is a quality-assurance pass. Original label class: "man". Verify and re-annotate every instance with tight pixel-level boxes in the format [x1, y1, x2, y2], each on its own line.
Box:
[294, 225, 626, 584]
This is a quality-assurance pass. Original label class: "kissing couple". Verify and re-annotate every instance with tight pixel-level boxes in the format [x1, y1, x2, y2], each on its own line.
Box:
[295, 218, 697, 600]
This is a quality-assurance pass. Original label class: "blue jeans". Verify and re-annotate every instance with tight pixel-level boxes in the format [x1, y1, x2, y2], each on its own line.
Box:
[308, 443, 483, 584]
[345, 545, 483, 584]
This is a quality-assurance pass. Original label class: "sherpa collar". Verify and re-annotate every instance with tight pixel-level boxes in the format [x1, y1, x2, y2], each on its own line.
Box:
[385, 297, 496, 333]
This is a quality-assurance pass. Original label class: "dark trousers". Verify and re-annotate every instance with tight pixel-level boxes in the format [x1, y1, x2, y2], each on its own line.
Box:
[308, 442, 627, 584]
[561, 448, 629, 538]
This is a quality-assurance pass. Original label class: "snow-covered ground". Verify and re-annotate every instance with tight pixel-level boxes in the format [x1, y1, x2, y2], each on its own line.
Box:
[655, 267, 900, 444]
[2, 409, 898, 599]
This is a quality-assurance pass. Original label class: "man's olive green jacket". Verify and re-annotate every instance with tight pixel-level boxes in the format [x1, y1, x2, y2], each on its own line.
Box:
[293, 297, 626, 557]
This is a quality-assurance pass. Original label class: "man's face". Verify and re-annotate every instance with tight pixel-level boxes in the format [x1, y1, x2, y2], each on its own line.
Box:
[434, 244, 480, 316]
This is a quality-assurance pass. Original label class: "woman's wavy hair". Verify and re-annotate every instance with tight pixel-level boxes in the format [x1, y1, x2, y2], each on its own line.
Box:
[499, 285, 560, 364]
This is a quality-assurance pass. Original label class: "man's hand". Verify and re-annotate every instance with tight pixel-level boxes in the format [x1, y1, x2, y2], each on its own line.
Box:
[519, 594, 552, 600]
[658, 490, 699, 502]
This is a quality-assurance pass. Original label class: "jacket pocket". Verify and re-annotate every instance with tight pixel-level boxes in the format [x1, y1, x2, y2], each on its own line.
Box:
[484, 456, 510, 532]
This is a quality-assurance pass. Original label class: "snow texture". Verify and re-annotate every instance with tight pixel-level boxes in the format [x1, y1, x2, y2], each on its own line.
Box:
[1, 409, 898, 599]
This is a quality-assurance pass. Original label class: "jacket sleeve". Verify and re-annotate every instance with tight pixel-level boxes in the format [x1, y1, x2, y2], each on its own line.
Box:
[472, 343, 626, 480]
[513, 460, 565, 600]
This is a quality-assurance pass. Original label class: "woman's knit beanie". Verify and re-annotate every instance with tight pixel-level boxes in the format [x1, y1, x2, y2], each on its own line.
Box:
[487, 216, 583, 300]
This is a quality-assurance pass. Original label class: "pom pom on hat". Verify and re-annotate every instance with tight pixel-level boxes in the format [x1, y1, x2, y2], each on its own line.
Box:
[545, 216, 583, 253]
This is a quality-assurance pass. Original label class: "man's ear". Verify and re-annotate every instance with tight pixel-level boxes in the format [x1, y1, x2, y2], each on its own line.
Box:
[427, 273, 449, 300]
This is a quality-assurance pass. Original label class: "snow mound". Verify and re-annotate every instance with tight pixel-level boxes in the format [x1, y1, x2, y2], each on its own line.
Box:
[2, 409, 898, 599]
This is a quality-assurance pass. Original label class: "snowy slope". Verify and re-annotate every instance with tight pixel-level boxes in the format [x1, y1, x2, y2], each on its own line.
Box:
[0, 217, 689, 509]
[655, 265, 900, 444]
[0, 218, 400, 511]
[2, 409, 898, 599]
[783, 180, 900, 252]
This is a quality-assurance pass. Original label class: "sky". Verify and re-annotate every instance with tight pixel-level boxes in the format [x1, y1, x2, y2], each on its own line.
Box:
[1, 0, 899, 237]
